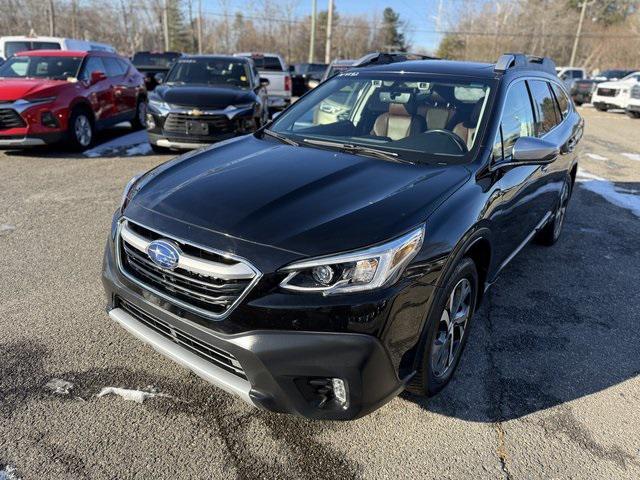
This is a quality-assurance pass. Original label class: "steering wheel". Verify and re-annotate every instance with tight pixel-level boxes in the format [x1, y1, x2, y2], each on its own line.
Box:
[427, 129, 468, 153]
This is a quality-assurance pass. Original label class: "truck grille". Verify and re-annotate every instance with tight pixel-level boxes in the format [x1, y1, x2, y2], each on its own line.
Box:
[117, 220, 260, 319]
[117, 297, 246, 379]
[0, 109, 26, 130]
[163, 113, 233, 134]
[597, 87, 618, 97]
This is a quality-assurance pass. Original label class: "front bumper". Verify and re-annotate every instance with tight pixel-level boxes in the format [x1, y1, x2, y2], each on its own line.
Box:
[0, 131, 65, 147]
[103, 265, 405, 420]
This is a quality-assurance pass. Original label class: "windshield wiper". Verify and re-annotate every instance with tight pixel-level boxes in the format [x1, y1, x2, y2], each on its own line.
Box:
[262, 129, 299, 147]
[303, 138, 408, 163]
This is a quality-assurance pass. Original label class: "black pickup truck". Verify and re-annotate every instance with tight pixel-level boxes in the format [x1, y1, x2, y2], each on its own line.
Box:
[131, 51, 182, 91]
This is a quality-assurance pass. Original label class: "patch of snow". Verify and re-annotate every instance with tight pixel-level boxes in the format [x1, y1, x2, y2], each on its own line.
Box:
[84, 131, 150, 158]
[585, 153, 608, 161]
[0, 224, 15, 235]
[45, 378, 74, 395]
[577, 168, 640, 218]
[621, 153, 640, 162]
[97, 386, 171, 404]
[0, 465, 20, 480]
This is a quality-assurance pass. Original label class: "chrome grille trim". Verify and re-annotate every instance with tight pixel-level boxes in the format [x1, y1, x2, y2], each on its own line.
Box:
[116, 218, 262, 321]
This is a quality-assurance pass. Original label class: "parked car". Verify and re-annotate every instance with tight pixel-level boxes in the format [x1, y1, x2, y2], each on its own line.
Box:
[146, 55, 269, 152]
[103, 51, 581, 420]
[290, 63, 327, 96]
[0, 35, 115, 61]
[569, 69, 636, 105]
[131, 51, 182, 91]
[0, 50, 146, 150]
[555, 66, 586, 89]
[625, 83, 640, 118]
[234, 52, 291, 111]
[591, 71, 640, 111]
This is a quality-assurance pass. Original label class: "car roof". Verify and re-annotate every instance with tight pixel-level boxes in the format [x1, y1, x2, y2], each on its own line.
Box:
[16, 50, 91, 57]
[355, 59, 496, 78]
[183, 54, 247, 61]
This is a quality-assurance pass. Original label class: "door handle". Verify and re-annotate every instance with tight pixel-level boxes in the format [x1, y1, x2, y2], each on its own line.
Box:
[566, 137, 578, 153]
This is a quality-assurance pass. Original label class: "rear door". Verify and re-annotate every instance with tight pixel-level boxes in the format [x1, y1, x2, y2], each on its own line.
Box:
[79, 55, 115, 122]
[103, 56, 134, 116]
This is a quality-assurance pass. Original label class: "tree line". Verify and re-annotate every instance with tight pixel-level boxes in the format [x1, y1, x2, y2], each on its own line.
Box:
[0, 0, 412, 63]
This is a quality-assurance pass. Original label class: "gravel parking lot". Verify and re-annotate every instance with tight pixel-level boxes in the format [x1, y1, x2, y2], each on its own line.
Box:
[1, 106, 639, 480]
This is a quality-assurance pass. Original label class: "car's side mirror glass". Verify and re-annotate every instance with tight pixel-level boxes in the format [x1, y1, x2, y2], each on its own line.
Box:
[154, 72, 165, 84]
[512, 136, 559, 163]
[259, 77, 270, 87]
[90, 70, 107, 84]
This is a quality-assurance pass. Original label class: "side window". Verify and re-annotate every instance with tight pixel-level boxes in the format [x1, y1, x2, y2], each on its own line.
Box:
[528, 80, 560, 136]
[492, 128, 503, 161]
[550, 83, 569, 119]
[117, 58, 130, 75]
[103, 57, 125, 77]
[79, 56, 106, 81]
[500, 81, 535, 158]
[571, 70, 583, 79]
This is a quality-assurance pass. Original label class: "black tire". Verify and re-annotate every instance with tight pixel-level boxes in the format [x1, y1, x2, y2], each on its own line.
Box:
[67, 108, 95, 151]
[535, 174, 572, 246]
[407, 257, 478, 396]
[150, 143, 170, 154]
[131, 99, 148, 130]
[594, 104, 608, 112]
[574, 101, 583, 106]
[626, 110, 640, 119]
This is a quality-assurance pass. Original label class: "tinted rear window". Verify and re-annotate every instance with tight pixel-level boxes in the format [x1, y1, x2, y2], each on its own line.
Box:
[250, 56, 283, 71]
[528, 80, 561, 136]
[132, 52, 180, 68]
[5, 41, 61, 57]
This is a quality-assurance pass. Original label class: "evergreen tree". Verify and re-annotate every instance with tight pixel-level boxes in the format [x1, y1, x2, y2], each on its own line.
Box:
[167, 0, 190, 51]
[379, 7, 408, 52]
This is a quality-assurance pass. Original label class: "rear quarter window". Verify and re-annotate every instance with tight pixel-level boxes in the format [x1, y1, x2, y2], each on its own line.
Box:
[550, 83, 570, 118]
[528, 80, 561, 136]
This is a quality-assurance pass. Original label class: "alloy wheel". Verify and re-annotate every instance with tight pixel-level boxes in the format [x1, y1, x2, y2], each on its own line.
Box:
[431, 278, 473, 378]
[553, 181, 570, 239]
[75, 115, 92, 147]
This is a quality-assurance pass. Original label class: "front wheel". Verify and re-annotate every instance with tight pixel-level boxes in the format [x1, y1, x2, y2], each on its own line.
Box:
[68, 109, 94, 151]
[594, 104, 608, 112]
[535, 175, 572, 246]
[407, 257, 478, 396]
[626, 110, 640, 119]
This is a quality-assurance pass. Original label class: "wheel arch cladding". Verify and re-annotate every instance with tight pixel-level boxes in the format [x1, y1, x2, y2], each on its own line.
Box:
[464, 237, 491, 307]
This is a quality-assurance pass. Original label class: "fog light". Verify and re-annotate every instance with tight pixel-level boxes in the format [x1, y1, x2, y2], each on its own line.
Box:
[146, 114, 156, 129]
[332, 378, 348, 407]
[41, 111, 59, 128]
[312, 265, 334, 285]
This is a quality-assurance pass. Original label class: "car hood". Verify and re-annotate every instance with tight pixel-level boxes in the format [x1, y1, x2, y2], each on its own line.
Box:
[125, 135, 470, 260]
[154, 84, 255, 109]
[597, 79, 636, 89]
[0, 78, 68, 101]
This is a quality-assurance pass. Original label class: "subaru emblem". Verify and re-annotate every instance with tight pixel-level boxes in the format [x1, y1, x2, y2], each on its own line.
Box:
[147, 240, 181, 270]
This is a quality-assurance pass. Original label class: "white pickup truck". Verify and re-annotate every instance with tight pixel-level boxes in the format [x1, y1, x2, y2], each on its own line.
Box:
[235, 52, 291, 112]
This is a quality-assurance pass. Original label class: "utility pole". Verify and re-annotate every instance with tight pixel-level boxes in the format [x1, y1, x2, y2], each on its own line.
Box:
[308, 0, 317, 63]
[324, 0, 334, 64]
[570, 0, 590, 67]
[48, 0, 56, 36]
[71, 0, 78, 38]
[197, 0, 203, 54]
[163, 0, 170, 51]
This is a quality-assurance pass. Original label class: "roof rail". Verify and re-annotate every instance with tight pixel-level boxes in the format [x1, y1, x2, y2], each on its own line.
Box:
[353, 51, 440, 68]
[494, 52, 557, 75]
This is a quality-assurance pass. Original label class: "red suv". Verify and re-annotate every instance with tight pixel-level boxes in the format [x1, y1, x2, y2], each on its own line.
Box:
[0, 50, 147, 150]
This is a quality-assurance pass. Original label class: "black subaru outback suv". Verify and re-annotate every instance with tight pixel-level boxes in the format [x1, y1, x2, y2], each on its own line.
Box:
[102, 53, 582, 420]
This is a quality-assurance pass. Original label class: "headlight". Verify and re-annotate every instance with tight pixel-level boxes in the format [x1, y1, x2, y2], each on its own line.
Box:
[148, 97, 170, 115]
[224, 103, 255, 118]
[15, 96, 57, 106]
[120, 174, 143, 212]
[280, 226, 424, 294]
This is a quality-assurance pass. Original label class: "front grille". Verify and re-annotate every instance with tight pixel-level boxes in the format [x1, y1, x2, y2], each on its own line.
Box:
[597, 87, 618, 97]
[163, 113, 233, 134]
[117, 297, 246, 379]
[118, 220, 259, 319]
[0, 109, 26, 130]
[631, 86, 640, 100]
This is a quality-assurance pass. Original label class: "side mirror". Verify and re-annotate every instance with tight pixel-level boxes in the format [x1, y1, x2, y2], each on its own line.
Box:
[307, 79, 320, 89]
[271, 111, 282, 120]
[512, 136, 559, 163]
[154, 72, 165, 84]
[90, 70, 106, 84]
[259, 77, 270, 87]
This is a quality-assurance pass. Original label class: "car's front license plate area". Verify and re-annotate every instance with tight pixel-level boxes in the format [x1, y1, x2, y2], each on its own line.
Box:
[186, 120, 209, 135]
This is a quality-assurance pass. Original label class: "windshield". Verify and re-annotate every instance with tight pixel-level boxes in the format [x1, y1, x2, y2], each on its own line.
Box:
[620, 72, 640, 81]
[269, 72, 494, 163]
[165, 58, 251, 88]
[0, 55, 82, 80]
[601, 70, 632, 79]
[132, 52, 180, 68]
[5, 41, 61, 58]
